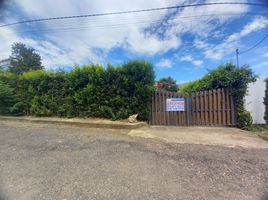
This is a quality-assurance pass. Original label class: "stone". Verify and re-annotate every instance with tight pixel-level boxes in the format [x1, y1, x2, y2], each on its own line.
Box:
[128, 114, 138, 123]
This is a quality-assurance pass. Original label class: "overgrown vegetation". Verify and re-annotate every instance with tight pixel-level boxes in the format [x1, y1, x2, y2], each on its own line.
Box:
[156, 77, 178, 92]
[0, 60, 155, 120]
[180, 63, 257, 129]
[248, 124, 268, 141]
[264, 78, 268, 124]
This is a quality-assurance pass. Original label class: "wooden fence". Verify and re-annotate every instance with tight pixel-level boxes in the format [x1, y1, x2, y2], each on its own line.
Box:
[149, 88, 236, 126]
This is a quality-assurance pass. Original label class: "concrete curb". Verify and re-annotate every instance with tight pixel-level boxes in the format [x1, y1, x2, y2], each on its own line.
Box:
[0, 116, 147, 130]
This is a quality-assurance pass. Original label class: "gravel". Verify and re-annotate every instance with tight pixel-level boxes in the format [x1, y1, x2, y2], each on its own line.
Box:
[0, 120, 268, 200]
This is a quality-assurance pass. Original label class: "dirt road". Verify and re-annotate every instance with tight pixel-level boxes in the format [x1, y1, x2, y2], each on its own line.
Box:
[0, 120, 268, 200]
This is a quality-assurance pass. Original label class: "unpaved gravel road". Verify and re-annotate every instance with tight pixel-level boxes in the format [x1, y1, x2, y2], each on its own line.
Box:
[0, 120, 268, 200]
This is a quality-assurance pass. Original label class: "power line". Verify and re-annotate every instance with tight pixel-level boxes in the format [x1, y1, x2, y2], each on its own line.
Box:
[0, 2, 265, 28]
[10, 12, 267, 36]
[239, 32, 268, 54]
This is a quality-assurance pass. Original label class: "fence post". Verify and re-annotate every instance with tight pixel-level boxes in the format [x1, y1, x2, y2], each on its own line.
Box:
[186, 95, 192, 125]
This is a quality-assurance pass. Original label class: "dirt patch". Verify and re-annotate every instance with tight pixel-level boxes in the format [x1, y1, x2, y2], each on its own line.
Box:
[129, 126, 268, 149]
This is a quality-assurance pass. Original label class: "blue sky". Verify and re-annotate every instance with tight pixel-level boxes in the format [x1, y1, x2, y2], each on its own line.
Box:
[0, 0, 268, 83]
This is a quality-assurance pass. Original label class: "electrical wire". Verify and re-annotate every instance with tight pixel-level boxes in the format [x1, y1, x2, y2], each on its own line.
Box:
[239, 32, 268, 54]
[0, 2, 265, 28]
[12, 12, 267, 35]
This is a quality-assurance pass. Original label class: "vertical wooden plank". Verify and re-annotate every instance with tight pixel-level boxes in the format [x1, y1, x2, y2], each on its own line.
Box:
[187, 94, 192, 125]
[157, 91, 160, 125]
[226, 88, 231, 125]
[162, 91, 165, 125]
[193, 92, 197, 125]
[178, 93, 181, 126]
[209, 90, 213, 125]
[203, 91, 206, 125]
[150, 92, 154, 125]
[153, 91, 156, 125]
[170, 92, 173, 126]
[222, 88, 226, 125]
[159, 91, 162, 125]
[230, 89, 236, 125]
[179, 93, 182, 126]
[167, 91, 171, 125]
[204, 91, 208, 125]
[174, 92, 178, 126]
[165, 92, 168, 126]
[195, 92, 199, 125]
[193, 93, 196, 125]
[191, 93, 195, 125]
[199, 91, 203, 125]
[183, 94, 187, 126]
[165, 91, 168, 125]
[168, 92, 174, 126]
[154, 91, 157, 125]
[213, 89, 217, 125]
[196, 92, 201, 125]
[167, 93, 170, 125]
[182, 94, 185, 125]
[162, 91, 166, 126]
[176, 93, 180, 126]
[202, 91, 205, 125]
[217, 88, 222, 125]
[204, 91, 207, 125]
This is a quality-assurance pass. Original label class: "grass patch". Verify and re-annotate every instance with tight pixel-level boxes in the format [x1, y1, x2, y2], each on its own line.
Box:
[248, 124, 268, 141]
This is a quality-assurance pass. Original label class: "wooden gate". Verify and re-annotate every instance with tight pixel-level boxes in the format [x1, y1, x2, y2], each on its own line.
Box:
[149, 88, 236, 126]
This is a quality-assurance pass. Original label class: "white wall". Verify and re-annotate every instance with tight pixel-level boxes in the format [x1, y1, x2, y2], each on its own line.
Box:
[245, 78, 266, 124]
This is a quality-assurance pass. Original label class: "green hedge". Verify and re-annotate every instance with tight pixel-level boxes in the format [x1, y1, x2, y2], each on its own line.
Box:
[0, 60, 155, 120]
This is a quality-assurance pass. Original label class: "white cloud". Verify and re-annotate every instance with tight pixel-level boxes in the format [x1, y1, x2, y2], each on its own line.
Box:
[1, 0, 179, 68]
[162, 0, 248, 39]
[180, 55, 203, 66]
[155, 59, 172, 68]
[226, 16, 268, 43]
[202, 16, 268, 60]
[0, 0, 255, 68]
[263, 52, 268, 57]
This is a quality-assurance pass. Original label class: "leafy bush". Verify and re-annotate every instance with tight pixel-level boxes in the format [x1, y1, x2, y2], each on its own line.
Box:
[0, 78, 23, 115]
[0, 60, 155, 120]
[179, 63, 257, 129]
[0, 81, 16, 114]
[236, 109, 253, 130]
[157, 77, 178, 92]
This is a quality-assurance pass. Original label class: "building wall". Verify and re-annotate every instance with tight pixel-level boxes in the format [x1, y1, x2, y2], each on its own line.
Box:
[245, 78, 266, 124]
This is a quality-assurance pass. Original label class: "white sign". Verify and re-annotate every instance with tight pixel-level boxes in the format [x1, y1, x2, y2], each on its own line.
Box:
[166, 98, 185, 111]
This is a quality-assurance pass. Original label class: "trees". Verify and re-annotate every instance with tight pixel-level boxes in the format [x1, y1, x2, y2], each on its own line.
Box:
[157, 77, 178, 92]
[9, 42, 43, 74]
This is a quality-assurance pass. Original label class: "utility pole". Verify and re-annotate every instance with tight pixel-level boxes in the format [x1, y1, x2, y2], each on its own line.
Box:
[236, 49, 239, 68]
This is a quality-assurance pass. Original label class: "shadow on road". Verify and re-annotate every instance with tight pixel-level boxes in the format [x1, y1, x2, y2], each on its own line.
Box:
[262, 192, 268, 200]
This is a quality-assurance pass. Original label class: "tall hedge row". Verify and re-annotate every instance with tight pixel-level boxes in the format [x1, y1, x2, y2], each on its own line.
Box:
[0, 60, 155, 120]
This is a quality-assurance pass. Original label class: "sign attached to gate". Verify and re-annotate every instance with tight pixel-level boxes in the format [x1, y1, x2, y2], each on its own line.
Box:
[166, 98, 185, 111]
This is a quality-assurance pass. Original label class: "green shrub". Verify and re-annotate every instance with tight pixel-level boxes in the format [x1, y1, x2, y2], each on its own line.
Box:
[0, 81, 16, 114]
[0, 60, 155, 121]
[236, 109, 253, 130]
